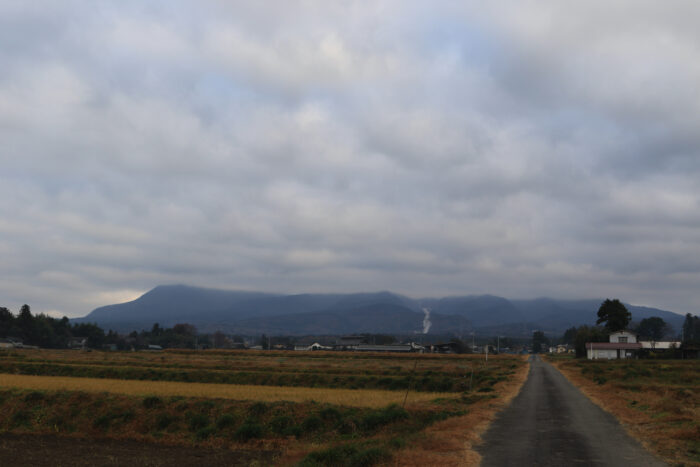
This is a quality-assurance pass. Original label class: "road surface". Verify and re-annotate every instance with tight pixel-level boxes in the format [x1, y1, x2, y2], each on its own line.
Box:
[478, 355, 666, 466]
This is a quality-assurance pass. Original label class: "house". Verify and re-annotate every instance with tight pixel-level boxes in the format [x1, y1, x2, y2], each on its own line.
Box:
[548, 345, 570, 354]
[0, 338, 18, 349]
[355, 343, 424, 353]
[0, 338, 37, 349]
[334, 336, 364, 350]
[587, 329, 686, 359]
[294, 342, 332, 351]
[586, 331, 642, 359]
[428, 342, 461, 353]
[69, 337, 87, 350]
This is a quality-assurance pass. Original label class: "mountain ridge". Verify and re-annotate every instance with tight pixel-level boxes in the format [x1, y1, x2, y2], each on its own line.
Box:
[74, 284, 685, 336]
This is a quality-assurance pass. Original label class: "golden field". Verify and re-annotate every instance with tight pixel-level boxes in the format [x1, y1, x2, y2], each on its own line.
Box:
[0, 373, 456, 408]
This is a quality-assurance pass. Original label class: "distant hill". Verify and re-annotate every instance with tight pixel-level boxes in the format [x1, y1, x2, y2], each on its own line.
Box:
[74, 285, 685, 337]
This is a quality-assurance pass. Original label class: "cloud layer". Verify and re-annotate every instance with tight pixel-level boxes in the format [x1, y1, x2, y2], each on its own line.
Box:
[2, 1, 699, 318]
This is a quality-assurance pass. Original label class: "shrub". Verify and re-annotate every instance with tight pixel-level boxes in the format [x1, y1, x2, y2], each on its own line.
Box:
[215, 413, 236, 430]
[301, 415, 323, 433]
[360, 404, 408, 431]
[348, 447, 391, 466]
[23, 391, 45, 403]
[389, 437, 407, 449]
[187, 413, 210, 431]
[320, 407, 342, 422]
[270, 415, 294, 434]
[248, 402, 268, 417]
[155, 413, 177, 431]
[196, 425, 216, 440]
[299, 444, 358, 466]
[335, 417, 358, 435]
[93, 413, 112, 430]
[142, 396, 163, 409]
[235, 421, 263, 441]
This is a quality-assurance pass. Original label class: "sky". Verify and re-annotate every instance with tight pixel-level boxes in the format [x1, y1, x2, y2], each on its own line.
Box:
[1, 1, 699, 318]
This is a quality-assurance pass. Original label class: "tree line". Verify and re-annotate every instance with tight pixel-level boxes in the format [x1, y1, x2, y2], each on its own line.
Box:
[0, 305, 211, 350]
[0, 305, 111, 349]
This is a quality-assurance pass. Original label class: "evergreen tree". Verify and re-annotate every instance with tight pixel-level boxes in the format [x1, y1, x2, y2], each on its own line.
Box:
[532, 331, 549, 353]
[596, 299, 631, 332]
[682, 313, 700, 344]
[636, 317, 669, 342]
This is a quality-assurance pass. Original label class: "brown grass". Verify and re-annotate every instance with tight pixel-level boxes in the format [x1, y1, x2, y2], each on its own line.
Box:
[390, 355, 530, 467]
[0, 373, 455, 408]
[0, 350, 530, 466]
[550, 358, 700, 467]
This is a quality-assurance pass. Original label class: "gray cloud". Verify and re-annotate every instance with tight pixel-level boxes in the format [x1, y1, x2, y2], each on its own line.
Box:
[1, 1, 699, 318]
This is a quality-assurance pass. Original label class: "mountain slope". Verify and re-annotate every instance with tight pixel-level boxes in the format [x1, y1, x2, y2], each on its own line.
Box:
[75, 285, 685, 336]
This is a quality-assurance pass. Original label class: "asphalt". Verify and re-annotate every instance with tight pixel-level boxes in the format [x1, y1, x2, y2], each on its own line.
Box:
[477, 355, 666, 466]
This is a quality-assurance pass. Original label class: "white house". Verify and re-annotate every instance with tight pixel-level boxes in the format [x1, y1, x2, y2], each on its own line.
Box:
[586, 331, 681, 359]
[0, 338, 17, 349]
[586, 331, 641, 359]
[609, 331, 637, 344]
[294, 342, 332, 351]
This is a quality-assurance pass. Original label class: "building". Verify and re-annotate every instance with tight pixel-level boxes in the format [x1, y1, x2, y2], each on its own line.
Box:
[294, 343, 332, 351]
[639, 341, 681, 350]
[586, 331, 642, 359]
[69, 337, 87, 350]
[355, 343, 424, 353]
[548, 344, 571, 354]
[0, 338, 18, 349]
[334, 336, 364, 350]
[586, 331, 682, 359]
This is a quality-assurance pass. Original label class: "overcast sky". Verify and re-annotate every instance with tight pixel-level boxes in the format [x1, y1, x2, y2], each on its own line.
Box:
[2, 1, 699, 318]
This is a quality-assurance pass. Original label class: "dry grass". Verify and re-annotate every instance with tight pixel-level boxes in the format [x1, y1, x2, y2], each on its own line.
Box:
[0, 350, 530, 466]
[0, 373, 455, 408]
[0, 349, 514, 393]
[390, 355, 530, 467]
[550, 357, 700, 467]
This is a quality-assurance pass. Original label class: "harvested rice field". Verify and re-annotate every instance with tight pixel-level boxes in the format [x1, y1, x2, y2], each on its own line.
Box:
[0, 374, 455, 407]
[0, 349, 529, 466]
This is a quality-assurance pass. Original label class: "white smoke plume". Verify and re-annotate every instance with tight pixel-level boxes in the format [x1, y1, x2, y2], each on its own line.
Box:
[422, 307, 432, 334]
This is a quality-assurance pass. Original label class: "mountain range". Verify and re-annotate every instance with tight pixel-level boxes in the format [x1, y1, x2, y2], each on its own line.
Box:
[74, 285, 685, 337]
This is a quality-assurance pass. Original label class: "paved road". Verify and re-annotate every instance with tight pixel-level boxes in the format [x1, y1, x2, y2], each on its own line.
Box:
[478, 355, 666, 466]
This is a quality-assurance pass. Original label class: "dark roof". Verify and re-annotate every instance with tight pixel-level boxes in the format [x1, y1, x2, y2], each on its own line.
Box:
[355, 344, 413, 352]
[586, 342, 642, 350]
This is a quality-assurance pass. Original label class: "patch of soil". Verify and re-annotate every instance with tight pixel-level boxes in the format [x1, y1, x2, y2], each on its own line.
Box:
[0, 433, 278, 467]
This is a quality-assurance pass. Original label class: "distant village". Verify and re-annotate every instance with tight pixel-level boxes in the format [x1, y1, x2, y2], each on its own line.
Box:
[2, 302, 699, 359]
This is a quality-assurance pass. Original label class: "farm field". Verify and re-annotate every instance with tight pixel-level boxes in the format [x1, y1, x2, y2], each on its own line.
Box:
[0, 349, 505, 392]
[0, 349, 528, 466]
[549, 356, 700, 467]
[0, 374, 454, 407]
